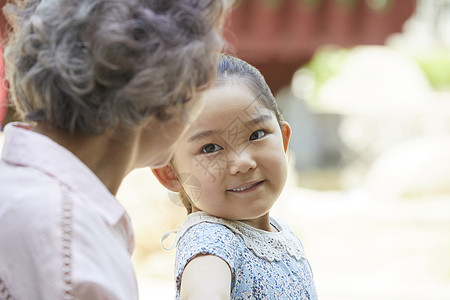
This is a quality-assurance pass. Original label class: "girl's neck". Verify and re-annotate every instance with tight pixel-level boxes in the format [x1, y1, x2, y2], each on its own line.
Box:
[190, 207, 276, 232]
[239, 213, 277, 232]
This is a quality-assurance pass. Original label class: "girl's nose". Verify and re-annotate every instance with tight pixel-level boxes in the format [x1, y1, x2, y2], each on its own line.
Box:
[228, 151, 257, 174]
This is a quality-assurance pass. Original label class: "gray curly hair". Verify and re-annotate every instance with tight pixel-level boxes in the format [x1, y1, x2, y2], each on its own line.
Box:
[3, 0, 229, 135]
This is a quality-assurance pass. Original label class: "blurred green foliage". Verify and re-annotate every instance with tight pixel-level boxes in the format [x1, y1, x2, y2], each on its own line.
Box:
[303, 45, 450, 93]
[303, 46, 350, 94]
[413, 47, 450, 90]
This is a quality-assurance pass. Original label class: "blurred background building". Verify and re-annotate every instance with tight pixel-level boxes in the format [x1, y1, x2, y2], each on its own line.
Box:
[223, 0, 416, 93]
[1, 1, 450, 299]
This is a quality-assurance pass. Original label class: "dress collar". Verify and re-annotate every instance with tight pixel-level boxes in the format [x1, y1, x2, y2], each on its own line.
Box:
[172, 212, 306, 262]
[2, 122, 125, 226]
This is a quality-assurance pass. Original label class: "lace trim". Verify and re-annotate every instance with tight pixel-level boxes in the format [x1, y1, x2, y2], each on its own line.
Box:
[0, 278, 15, 300]
[174, 212, 306, 262]
[61, 187, 74, 300]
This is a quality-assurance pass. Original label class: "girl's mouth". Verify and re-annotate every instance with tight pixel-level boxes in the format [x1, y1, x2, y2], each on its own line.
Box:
[227, 180, 265, 192]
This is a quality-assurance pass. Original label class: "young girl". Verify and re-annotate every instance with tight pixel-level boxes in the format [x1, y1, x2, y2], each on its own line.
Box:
[153, 54, 317, 299]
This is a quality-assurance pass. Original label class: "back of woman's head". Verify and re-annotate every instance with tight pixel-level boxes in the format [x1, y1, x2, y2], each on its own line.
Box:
[3, 0, 229, 135]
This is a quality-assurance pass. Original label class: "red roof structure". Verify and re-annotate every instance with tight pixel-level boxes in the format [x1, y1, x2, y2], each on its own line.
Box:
[223, 0, 417, 93]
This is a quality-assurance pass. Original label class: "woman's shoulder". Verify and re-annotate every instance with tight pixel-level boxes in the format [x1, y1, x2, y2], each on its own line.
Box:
[0, 166, 65, 223]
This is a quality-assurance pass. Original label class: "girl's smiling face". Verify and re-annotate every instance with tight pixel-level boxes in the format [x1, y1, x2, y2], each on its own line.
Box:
[170, 83, 291, 230]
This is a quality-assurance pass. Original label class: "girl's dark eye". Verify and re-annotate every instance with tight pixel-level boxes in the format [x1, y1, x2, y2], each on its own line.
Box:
[249, 130, 267, 141]
[201, 143, 223, 153]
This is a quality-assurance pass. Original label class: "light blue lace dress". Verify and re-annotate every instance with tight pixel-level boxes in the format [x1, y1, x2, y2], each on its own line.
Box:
[171, 212, 317, 299]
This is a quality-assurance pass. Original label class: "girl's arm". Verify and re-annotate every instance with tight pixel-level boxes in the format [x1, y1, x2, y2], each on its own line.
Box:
[180, 254, 232, 300]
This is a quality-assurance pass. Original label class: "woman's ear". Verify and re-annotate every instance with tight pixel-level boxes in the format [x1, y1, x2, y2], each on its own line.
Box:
[280, 121, 292, 153]
[151, 165, 183, 192]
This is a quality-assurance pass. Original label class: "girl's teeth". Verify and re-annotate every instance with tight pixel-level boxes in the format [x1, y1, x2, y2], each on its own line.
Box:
[231, 182, 258, 192]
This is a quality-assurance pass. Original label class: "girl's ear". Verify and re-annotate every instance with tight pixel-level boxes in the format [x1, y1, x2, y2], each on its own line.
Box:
[152, 165, 183, 192]
[280, 121, 292, 153]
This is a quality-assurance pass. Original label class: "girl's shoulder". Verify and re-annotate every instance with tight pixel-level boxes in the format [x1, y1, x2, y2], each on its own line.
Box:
[173, 213, 243, 283]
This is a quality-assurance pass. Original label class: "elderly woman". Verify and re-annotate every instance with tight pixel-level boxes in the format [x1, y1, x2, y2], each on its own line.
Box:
[0, 0, 229, 299]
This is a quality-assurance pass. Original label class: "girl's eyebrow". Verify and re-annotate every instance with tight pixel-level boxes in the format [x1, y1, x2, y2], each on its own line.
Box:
[187, 130, 220, 142]
[246, 114, 272, 126]
[187, 114, 273, 143]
